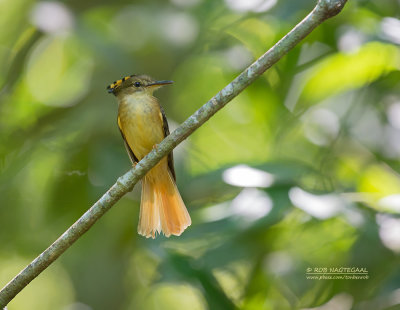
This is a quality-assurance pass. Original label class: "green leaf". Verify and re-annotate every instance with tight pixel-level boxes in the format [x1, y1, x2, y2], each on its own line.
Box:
[303, 42, 400, 101]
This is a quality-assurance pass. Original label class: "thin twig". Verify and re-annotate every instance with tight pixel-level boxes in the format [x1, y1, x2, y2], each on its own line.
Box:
[0, 0, 347, 307]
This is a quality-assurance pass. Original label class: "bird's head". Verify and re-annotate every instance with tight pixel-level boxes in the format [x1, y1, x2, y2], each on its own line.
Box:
[107, 75, 173, 96]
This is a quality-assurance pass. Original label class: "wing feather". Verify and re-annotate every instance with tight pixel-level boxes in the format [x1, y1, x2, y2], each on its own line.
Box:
[160, 106, 176, 181]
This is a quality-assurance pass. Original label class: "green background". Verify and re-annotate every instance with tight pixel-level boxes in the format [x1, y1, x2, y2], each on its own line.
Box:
[1, 0, 400, 309]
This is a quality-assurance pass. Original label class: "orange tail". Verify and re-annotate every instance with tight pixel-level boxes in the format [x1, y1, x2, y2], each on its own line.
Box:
[138, 160, 191, 238]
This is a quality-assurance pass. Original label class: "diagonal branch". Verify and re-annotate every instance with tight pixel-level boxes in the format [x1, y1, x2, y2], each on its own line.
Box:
[0, 0, 347, 307]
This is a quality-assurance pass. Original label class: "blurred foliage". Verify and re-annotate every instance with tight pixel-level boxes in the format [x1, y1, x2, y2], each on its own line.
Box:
[1, 0, 400, 309]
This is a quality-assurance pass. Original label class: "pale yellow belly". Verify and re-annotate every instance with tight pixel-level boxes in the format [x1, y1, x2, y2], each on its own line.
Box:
[118, 94, 164, 160]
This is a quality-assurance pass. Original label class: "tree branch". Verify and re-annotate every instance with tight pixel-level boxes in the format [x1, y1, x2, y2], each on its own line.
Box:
[0, 0, 347, 307]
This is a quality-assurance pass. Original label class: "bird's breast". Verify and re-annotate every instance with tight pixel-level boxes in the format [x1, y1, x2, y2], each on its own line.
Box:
[118, 93, 164, 160]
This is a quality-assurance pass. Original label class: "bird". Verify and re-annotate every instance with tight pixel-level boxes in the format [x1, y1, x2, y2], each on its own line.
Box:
[107, 74, 191, 238]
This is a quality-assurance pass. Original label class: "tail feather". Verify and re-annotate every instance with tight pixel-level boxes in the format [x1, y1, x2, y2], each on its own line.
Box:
[138, 161, 191, 238]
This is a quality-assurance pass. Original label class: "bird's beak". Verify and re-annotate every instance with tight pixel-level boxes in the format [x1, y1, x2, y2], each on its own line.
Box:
[147, 80, 174, 87]
[107, 87, 114, 93]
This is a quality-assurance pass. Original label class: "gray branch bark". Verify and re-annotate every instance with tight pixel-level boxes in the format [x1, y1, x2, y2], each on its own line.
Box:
[0, 0, 347, 307]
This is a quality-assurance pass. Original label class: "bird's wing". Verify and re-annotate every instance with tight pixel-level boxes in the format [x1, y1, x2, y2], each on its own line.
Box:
[117, 116, 139, 164]
[160, 105, 176, 181]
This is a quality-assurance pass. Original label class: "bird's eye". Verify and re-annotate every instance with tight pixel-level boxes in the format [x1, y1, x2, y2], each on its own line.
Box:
[134, 82, 141, 87]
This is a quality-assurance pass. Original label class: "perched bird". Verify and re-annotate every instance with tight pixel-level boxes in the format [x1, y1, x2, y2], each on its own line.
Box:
[107, 74, 191, 238]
